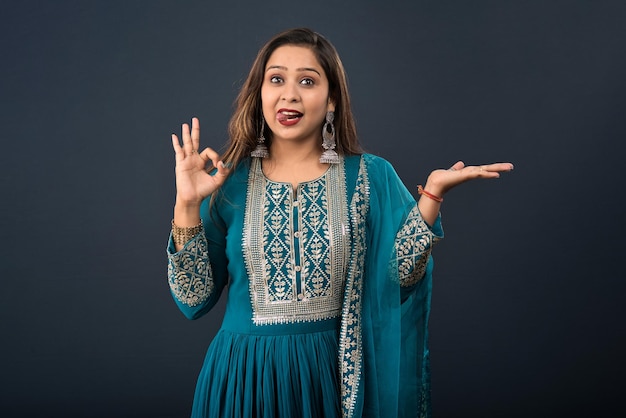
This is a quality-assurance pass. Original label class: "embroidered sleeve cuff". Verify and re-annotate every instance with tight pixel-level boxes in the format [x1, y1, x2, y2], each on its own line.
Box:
[395, 205, 443, 287]
[166, 232, 214, 306]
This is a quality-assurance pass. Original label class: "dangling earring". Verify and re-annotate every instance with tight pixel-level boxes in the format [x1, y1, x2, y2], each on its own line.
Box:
[320, 111, 339, 164]
[251, 118, 269, 158]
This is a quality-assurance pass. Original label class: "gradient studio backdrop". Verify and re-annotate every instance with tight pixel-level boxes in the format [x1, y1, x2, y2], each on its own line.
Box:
[1, 1, 624, 417]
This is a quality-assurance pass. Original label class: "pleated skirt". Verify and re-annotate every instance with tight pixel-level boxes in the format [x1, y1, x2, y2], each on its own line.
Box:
[191, 328, 342, 418]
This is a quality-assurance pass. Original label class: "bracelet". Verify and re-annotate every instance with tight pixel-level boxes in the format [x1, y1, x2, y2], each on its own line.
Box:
[417, 185, 443, 203]
[171, 219, 203, 246]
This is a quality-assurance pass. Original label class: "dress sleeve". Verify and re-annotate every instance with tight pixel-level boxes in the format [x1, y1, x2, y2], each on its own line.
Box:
[363, 155, 444, 296]
[394, 205, 444, 288]
[166, 198, 229, 320]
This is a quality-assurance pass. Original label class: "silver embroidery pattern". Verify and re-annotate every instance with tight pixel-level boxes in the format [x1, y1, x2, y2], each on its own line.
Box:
[395, 203, 440, 287]
[242, 158, 349, 325]
[419, 356, 432, 418]
[167, 233, 214, 306]
[339, 156, 369, 418]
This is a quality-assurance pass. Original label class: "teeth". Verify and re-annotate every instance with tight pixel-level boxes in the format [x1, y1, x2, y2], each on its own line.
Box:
[281, 111, 301, 116]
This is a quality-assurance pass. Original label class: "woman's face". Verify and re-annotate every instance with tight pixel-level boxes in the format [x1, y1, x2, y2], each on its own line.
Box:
[261, 45, 334, 147]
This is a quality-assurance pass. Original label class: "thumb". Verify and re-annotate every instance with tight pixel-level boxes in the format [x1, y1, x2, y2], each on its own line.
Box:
[213, 161, 231, 181]
[449, 161, 465, 171]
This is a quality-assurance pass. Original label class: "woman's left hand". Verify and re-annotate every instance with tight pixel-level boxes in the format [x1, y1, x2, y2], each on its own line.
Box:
[424, 161, 514, 197]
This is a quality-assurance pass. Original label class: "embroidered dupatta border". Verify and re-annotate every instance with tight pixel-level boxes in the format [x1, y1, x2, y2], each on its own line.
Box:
[339, 156, 369, 418]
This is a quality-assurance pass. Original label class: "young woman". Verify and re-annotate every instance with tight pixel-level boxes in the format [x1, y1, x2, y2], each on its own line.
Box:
[168, 27, 513, 418]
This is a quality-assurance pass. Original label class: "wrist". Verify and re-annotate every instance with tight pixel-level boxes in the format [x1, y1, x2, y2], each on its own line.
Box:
[417, 184, 444, 202]
[171, 219, 203, 246]
[174, 201, 202, 226]
[422, 178, 445, 198]
[175, 195, 203, 208]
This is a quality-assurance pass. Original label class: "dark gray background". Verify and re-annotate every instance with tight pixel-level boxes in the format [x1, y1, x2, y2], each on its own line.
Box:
[1, 1, 624, 417]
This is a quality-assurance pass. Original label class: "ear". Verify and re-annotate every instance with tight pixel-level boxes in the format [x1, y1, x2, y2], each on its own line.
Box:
[327, 98, 336, 113]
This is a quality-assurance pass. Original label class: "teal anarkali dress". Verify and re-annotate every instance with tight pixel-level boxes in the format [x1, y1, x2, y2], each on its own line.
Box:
[167, 154, 443, 418]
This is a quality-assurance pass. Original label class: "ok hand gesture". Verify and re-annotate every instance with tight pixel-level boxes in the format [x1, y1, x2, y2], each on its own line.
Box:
[171, 117, 231, 206]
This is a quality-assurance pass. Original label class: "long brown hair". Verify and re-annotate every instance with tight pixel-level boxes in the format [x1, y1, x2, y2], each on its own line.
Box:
[221, 28, 362, 168]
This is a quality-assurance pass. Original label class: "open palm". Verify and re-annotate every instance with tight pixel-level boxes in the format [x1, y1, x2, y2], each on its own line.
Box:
[426, 161, 514, 196]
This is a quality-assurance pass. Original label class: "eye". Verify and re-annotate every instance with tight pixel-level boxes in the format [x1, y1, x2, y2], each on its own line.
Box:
[270, 75, 283, 83]
[300, 78, 314, 86]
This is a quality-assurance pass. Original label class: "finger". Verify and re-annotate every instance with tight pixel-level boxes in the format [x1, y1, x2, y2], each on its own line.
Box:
[200, 148, 231, 178]
[191, 117, 200, 152]
[181, 122, 194, 153]
[207, 161, 231, 187]
[171, 134, 184, 161]
[473, 164, 504, 179]
[215, 160, 231, 178]
[477, 165, 497, 178]
[479, 162, 514, 173]
[199, 147, 221, 170]
[200, 147, 220, 163]
[448, 161, 465, 171]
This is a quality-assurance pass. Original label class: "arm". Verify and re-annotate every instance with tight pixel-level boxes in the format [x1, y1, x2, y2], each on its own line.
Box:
[171, 117, 231, 248]
[167, 117, 231, 319]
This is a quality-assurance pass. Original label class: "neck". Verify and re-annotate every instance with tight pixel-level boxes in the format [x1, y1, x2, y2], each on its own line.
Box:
[262, 138, 329, 188]
[268, 138, 322, 165]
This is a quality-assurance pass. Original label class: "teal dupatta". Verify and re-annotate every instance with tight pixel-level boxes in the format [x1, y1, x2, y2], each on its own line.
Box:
[340, 155, 441, 418]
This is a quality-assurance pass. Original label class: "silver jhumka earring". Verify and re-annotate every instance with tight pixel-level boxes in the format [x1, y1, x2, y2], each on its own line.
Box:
[251, 118, 269, 158]
[320, 111, 339, 164]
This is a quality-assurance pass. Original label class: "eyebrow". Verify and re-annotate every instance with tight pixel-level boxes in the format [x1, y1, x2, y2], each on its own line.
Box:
[265, 65, 321, 76]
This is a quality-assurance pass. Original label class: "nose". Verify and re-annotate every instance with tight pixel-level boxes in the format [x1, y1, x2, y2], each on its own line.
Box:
[281, 80, 300, 102]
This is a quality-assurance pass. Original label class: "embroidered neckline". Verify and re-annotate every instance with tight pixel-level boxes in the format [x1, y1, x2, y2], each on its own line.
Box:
[258, 159, 333, 189]
[242, 157, 350, 326]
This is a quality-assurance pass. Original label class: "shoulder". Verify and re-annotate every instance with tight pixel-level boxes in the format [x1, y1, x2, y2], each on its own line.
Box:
[343, 153, 395, 168]
[343, 153, 406, 196]
[356, 153, 399, 178]
[360, 154, 413, 202]
[362, 153, 393, 166]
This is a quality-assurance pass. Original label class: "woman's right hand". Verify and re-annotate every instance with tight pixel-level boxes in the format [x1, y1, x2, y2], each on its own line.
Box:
[171, 117, 230, 209]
